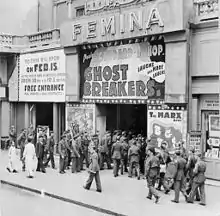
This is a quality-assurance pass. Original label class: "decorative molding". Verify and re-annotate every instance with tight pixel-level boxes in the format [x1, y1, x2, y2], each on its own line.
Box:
[85, 0, 150, 14]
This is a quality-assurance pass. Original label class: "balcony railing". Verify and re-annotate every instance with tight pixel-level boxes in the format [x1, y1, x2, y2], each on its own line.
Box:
[194, 0, 218, 22]
[0, 34, 13, 47]
[27, 29, 60, 48]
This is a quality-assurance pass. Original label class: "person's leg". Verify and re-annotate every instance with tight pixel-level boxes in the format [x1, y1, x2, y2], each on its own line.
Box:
[199, 183, 206, 205]
[95, 172, 102, 192]
[84, 172, 95, 190]
[71, 157, 77, 173]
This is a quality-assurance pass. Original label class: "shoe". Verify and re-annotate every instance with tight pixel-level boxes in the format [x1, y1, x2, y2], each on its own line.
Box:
[184, 194, 188, 202]
[146, 196, 152, 200]
[13, 170, 18, 173]
[171, 200, 179, 203]
[195, 198, 201, 202]
[6, 167, 11, 173]
[29, 176, 34, 178]
[137, 176, 140, 180]
[42, 170, 46, 173]
[60, 171, 65, 174]
[83, 186, 89, 190]
[165, 190, 170, 195]
[187, 200, 194, 204]
[199, 203, 206, 206]
[155, 196, 160, 204]
[96, 189, 102, 193]
[128, 176, 132, 178]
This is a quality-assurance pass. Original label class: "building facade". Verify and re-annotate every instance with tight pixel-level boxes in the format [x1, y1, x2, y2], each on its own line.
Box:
[190, 0, 220, 180]
[60, 0, 193, 152]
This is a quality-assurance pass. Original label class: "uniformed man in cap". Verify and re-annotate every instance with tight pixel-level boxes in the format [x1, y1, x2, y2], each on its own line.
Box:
[128, 140, 140, 179]
[99, 131, 112, 170]
[44, 131, 55, 169]
[171, 148, 188, 203]
[71, 133, 80, 173]
[36, 135, 46, 173]
[145, 147, 160, 203]
[58, 134, 68, 174]
[111, 136, 123, 177]
[187, 151, 206, 206]
[121, 136, 129, 173]
[81, 131, 90, 168]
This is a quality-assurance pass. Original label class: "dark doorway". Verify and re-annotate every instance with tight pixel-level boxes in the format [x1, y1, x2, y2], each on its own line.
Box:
[36, 103, 53, 130]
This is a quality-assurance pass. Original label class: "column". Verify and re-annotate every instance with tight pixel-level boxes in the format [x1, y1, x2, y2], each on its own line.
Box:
[191, 98, 199, 131]
[53, 103, 59, 148]
[1, 101, 10, 137]
[117, 104, 120, 129]
[24, 102, 29, 129]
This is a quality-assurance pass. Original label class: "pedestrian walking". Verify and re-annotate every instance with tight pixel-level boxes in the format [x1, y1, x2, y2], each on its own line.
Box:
[81, 132, 90, 168]
[22, 137, 37, 178]
[111, 136, 123, 177]
[44, 131, 55, 169]
[58, 134, 68, 174]
[187, 151, 206, 206]
[6, 141, 18, 173]
[145, 147, 160, 204]
[71, 134, 80, 173]
[83, 142, 102, 193]
[171, 149, 188, 203]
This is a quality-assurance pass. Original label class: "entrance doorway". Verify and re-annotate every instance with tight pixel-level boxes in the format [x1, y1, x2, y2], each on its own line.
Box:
[36, 103, 53, 130]
[105, 104, 147, 135]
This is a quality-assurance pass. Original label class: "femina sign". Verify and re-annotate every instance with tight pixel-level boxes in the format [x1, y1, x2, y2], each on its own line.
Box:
[73, 7, 163, 42]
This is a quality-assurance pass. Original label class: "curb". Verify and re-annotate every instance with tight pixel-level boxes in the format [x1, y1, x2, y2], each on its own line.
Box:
[0, 180, 127, 216]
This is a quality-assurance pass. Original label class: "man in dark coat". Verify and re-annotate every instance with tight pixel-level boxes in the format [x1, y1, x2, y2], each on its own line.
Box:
[171, 149, 188, 203]
[81, 132, 90, 168]
[36, 135, 46, 173]
[111, 136, 123, 177]
[58, 134, 68, 174]
[187, 152, 206, 206]
[145, 147, 160, 203]
[44, 131, 55, 169]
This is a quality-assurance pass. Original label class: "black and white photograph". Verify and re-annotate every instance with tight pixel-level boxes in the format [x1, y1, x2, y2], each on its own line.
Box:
[0, 0, 220, 216]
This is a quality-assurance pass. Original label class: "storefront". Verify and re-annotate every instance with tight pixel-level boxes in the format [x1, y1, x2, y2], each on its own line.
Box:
[199, 95, 220, 180]
[10, 49, 66, 143]
[61, 0, 190, 145]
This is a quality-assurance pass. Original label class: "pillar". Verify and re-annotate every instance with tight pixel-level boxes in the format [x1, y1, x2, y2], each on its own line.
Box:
[117, 104, 120, 129]
[24, 102, 29, 129]
[191, 98, 199, 131]
[53, 103, 59, 146]
[1, 101, 10, 137]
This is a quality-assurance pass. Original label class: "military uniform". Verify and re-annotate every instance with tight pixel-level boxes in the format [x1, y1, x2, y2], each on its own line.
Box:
[188, 159, 206, 205]
[58, 137, 68, 174]
[84, 148, 102, 192]
[111, 140, 123, 177]
[75, 135, 83, 171]
[128, 144, 140, 179]
[145, 152, 160, 202]
[36, 140, 46, 173]
[81, 135, 90, 168]
[71, 139, 80, 173]
[121, 139, 129, 173]
[17, 131, 27, 171]
[99, 134, 111, 170]
[172, 154, 187, 203]
[44, 135, 55, 169]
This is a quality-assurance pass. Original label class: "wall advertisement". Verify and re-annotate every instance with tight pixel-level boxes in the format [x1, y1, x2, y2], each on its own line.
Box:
[147, 108, 187, 151]
[81, 38, 165, 102]
[66, 104, 95, 137]
[19, 49, 66, 102]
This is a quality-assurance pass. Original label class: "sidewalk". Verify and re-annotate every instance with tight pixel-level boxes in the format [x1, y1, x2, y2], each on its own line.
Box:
[0, 150, 220, 216]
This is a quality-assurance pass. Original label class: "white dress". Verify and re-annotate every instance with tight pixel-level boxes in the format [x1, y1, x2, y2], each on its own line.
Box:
[8, 146, 18, 172]
[23, 142, 37, 177]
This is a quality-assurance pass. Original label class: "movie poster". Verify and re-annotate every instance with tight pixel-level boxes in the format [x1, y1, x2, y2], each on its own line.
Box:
[147, 108, 187, 151]
[81, 37, 165, 101]
[66, 104, 95, 137]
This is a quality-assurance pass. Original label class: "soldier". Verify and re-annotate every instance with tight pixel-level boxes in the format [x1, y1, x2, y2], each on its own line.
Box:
[145, 147, 160, 203]
[121, 137, 129, 173]
[44, 131, 55, 169]
[128, 141, 140, 180]
[129, 135, 136, 148]
[58, 134, 68, 174]
[156, 141, 171, 192]
[99, 131, 111, 170]
[111, 136, 123, 177]
[81, 132, 90, 168]
[120, 131, 127, 143]
[83, 142, 102, 193]
[187, 151, 206, 206]
[36, 135, 46, 173]
[71, 134, 80, 173]
[65, 130, 72, 169]
[17, 129, 27, 171]
[9, 125, 16, 148]
[75, 133, 83, 172]
[171, 149, 188, 203]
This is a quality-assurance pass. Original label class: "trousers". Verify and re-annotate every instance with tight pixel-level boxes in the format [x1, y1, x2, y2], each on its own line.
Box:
[173, 178, 187, 202]
[84, 171, 102, 191]
[188, 182, 206, 205]
[147, 176, 159, 198]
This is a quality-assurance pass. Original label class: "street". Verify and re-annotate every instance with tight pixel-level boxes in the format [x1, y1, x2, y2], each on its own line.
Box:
[0, 184, 106, 216]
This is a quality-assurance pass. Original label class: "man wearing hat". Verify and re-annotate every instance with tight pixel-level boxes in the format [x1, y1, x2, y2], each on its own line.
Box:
[36, 135, 46, 173]
[83, 142, 102, 192]
[99, 131, 112, 170]
[187, 151, 206, 206]
[58, 134, 68, 174]
[145, 147, 160, 203]
[71, 133, 80, 173]
[171, 148, 188, 203]
[111, 136, 123, 177]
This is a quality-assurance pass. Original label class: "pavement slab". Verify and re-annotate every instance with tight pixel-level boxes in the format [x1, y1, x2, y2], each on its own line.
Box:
[0, 150, 220, 216]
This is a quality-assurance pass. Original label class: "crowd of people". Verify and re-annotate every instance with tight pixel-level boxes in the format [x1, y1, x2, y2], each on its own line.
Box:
[5, 125, 207, 206]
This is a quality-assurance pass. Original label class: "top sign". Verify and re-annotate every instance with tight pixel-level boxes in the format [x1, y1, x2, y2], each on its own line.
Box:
[60, 0, 184, 47]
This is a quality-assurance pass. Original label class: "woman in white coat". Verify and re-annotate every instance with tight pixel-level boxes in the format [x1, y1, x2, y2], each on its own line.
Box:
[23, 137, 37, 178]
[7, 141, 18, 173]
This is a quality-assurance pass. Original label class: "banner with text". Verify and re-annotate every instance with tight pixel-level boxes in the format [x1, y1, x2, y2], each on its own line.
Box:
[81, 38, 165, 101]
[147, 109, 187, 151]
[19, 49, 66, 102]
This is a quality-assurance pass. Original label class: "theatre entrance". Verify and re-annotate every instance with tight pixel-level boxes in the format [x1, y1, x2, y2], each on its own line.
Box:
[36, 102, 53, 130]
[97, 104, 147, 136]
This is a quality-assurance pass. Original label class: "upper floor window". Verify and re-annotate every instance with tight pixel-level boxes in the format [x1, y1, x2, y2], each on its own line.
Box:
[76, 6, 85, 17]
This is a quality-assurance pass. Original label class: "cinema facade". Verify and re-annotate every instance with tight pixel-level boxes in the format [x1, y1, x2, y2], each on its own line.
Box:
[61, 0, 191, 151]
